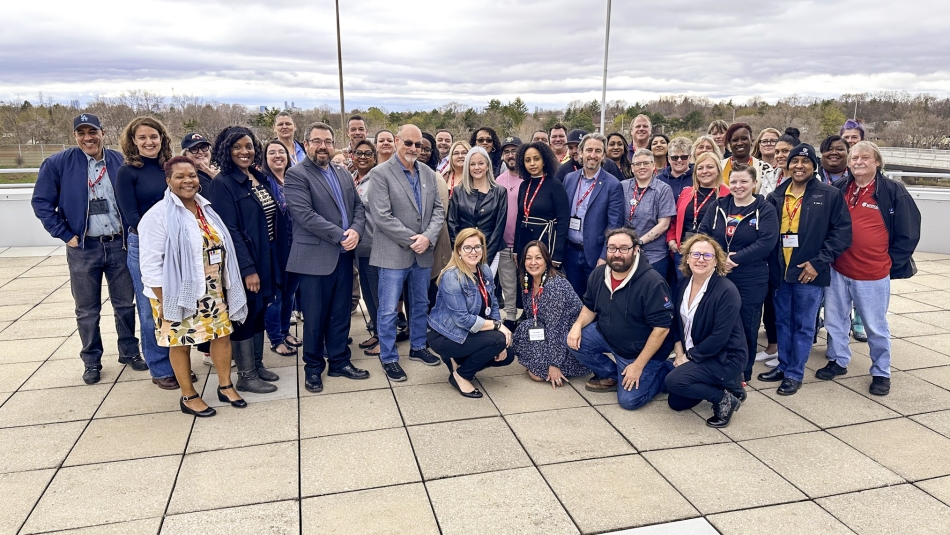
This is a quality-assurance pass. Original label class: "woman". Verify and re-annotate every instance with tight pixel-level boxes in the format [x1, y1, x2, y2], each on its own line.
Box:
[442, 141, 471, 197]
[261, 139, 300, 357]
[209, 126, 287, 394]
[657, 137, 694, 201]
[761, 127, 801, 198]
[420, 132, 441, 171]
[819, 135, 850, 184]
[691, 134, 723, 163]
[374, 129, 396, 163]
[721, 123, 772, 185]
[180, 132, 218, 193]
[699, 164, 779, 382]
[511, 241, 589, 388]
[330, 150, 348, 167]
[666, 151, 729, 280]
[470, 126, 503, 175]
[514, 142, 570, 268]
[427, 228, 514, 398]
[116, 117, 174, 388]
[649, 133, 670, 173]
[665, 235, 746, 428]
[606, 132, 634, 180]
[752, 128, 781, 169]
[273, 111, 305, 166]
[447, 146, 507, 274]
[622, 148, 676, 275]
[139, 157, 249, 416]
[707, 120, 730, 157]
[353, 139, 382, 355]
[840, 119, 865, 148]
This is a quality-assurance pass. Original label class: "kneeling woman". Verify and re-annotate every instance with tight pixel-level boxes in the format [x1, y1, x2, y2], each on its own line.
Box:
[139, 157, 249, 417]
[665, 235, 747, 428]
[428, 228, 514, 398]
[511, 241, 589, 388]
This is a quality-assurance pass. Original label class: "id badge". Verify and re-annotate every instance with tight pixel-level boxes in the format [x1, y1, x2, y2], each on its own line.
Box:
[208, 248, 223, 265]
[528, 328, 546, 341]
[782, 234, 799, 248]
[683, 231, 697, 242]
[88, 198, 110, 215]
[569, 217, 582, 231]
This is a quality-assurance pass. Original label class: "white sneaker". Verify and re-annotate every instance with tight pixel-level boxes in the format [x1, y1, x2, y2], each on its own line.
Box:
[202, 354, 235, 367]
[755, 350, 778, 362]
[765, 358, 780, 368]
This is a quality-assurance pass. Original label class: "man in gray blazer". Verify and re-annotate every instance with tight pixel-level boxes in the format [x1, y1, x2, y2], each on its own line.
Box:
[285, 121, 369, 393]
[368, 124, 445, 381]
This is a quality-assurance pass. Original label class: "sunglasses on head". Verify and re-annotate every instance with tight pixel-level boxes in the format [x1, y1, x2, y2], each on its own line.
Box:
[402, 140, 423, 149]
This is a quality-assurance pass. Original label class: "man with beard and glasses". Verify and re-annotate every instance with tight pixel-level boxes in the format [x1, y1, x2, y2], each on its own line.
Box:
[435, 129, 453, 173]
[495, 136, 525, 329]
[284, 122, 369, 393]
[567, 228, 675, 410]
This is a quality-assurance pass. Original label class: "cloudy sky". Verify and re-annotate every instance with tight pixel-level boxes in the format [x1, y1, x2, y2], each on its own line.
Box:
[4, 0, 949, 111]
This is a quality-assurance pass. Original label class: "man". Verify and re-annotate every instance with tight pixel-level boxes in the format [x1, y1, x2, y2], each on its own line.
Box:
[759, 144, 851, 396]
[368, 124, 445, 381]
[532, 130, 549, 145]
[31, 114, 145, 384]
[561, 133, 624, 295]
[623, 149, 676, 275]
[284, 122, 369, 393]
[495, 136, 524, 329]
[435, 129, 453, 172]
[273, 111, 306, 166]
[555, 129, 623, 183]
[567, 228, 674, 409]
[628, 114, 652, 159]
[819, 141, 920, 396]
[549, 123, 570, 163]
[346, 115, 367, 153]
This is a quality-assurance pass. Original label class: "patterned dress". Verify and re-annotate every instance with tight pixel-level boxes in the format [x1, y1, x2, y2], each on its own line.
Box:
[150, 219, 234, 347]
[512, 275, 590, 379]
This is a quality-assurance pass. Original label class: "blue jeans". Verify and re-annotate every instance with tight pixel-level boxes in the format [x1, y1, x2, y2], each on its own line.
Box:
[126, 233, 172, 379]
[650, 256, 668, 280]
[568, 322, 673, 410]
[774, 282, 824, 382]
[672, 251, 686, 282]
[357, 255, 380, 335]
[825, 267, 891, 377]
[265, 271, 299, 347]
[564, 245, 594, 296]
[377, 262, 429, 363]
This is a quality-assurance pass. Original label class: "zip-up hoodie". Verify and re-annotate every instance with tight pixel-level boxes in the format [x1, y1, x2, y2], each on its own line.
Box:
[699, 195, 779, 286]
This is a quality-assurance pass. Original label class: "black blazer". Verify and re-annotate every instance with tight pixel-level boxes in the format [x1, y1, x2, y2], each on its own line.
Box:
[447, 184, 508, 261]
[672, 274, 747, 369]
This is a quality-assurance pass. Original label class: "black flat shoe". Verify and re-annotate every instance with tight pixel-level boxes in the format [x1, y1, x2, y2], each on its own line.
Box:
[328, 364, 370, 380]
[777, 378, 802, 396]
[448, 373, 482, 399]
[707, 390, 741, 428]
[82, 365, 101, 385]
[758, 368, 785, 382]
[217, 384, 247, 408]
[180, 394, 216, 417]
[118, 355, 149, 371]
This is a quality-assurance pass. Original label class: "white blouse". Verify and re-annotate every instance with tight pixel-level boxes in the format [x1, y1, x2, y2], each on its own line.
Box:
[680, 275, 712, 351]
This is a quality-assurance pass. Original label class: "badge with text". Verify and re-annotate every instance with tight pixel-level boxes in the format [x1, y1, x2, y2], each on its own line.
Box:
[528, 328, 546, 341]
[782, 234, 799, 248]
[569, 217, 582, 231]
[208, 247, 223, 265]
[88, 198, 110, 215]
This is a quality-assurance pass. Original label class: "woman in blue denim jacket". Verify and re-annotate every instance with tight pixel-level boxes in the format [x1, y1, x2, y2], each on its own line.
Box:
[428, 228, 514, 398]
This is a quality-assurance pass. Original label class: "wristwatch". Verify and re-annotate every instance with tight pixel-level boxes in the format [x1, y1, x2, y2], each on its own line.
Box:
[493, 320, 501, 331]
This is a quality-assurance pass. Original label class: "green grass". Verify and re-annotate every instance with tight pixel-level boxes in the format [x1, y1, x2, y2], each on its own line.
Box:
[0, 173, 37, 184]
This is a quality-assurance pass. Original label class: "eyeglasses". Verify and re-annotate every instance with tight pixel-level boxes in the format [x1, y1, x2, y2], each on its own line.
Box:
[669, 155, 689, 161]
[502, 149, 518, 156]
[476, 138, 493, 144]
[606, 246, 635, 254]
[461, 244, 483, 253]
[187, 145, 210, 154]
[632, 161, 653, 168]
[307, 138, 334, 146]
[402, 140, 423, 149]
[451, 151, 467, 157]
[353, 150, 375, 158]
[420, 147, 432, 154]
[759, 140, 778, 146]
[689, 252, 715, 261]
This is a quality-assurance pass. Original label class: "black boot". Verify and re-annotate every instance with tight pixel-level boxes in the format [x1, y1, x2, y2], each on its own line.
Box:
[253, 332, 280, 382]
[706, 390, 740, 428]
[234, 338, 277, 393]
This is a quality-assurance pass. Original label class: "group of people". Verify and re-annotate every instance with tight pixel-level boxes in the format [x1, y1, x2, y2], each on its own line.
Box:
[32, 111, 921, 427]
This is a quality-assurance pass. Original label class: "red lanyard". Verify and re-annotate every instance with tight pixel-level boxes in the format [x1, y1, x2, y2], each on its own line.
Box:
[523, 175, 546, 220]
[847, 179, 874, 210]
[194, 204, 214, 238]
[573, 175, 597, 214]
[628, 184, 648, 221]
[447, 171, 456, 199]
[88, 166, 107, 188]
[691, 189, 713, 229]
[784, 195, 804, 229]
[522, 284, 544, 325]
[476, 268, 490, 313]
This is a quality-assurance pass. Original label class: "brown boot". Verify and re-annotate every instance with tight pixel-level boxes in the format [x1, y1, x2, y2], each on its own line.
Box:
[585, 376, 618, 392]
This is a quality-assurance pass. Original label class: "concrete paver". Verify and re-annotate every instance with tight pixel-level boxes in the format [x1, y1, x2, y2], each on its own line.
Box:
[817, 484, 950, 535]
[302, 483, 440, 535]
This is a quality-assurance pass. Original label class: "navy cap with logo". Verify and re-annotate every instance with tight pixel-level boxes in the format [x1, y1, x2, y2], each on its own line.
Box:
[500, 136, 522, 150]
[181, 132, 211, 150]
[567, 129, 588, 145]
[73, 114, 102, 131]
[787, 143, 819, 170]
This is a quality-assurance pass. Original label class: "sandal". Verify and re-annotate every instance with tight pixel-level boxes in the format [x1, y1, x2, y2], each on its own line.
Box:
[364, 344, 381, 356]
[284, 335, 303, 347]
[270, 343, 297, 357]
[359, 336, 379, 349]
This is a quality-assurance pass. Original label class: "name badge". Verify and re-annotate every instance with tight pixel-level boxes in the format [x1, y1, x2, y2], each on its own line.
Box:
[569, 217, 582, 231]
[782, 234, 799, 248]
[208, 248, 223, 265]
[88, 198, 110, 215]
[529, 328, 546, 341]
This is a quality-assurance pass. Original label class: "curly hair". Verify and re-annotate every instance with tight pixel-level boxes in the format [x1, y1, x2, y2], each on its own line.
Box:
[515, 141, 560, 179]
[120, 117, 173, 168]
[211, 126, 262, 175]
[679, 233, 730, 278]
[163, 155, 196, 179]
[470, 126, 502, 171]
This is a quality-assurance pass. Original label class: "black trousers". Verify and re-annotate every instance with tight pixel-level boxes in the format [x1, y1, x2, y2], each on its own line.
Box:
[231, 298, 267, 342]
[427, 329, 512, 380]
[298, 252, 354, 377]
[762, 282, 778, 345]
[736, 281, 768, 381]
[665, 357, 743, 411]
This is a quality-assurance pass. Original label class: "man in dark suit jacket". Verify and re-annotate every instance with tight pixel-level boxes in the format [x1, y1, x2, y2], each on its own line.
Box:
[368, 124, 445, 382]
[285, 122, 368, 393]
[562, 133, 625, 296]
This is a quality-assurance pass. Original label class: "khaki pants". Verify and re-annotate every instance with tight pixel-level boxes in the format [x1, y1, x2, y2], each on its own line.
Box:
[497, 247, 519, 322]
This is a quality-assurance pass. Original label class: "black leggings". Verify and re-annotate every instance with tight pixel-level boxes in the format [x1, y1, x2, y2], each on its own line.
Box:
[665, 358, 743, 411]
[427, 329, 512, 380]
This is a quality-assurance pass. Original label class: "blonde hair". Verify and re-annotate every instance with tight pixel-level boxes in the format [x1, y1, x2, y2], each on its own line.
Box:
[691, 134, 723, 163]
[668, 136, 693, 155]
[751, 128, 782, 159]
[460, 146, 497, 194]
[692, 151, 724, 191]
[446, 140, 472, 174]
[679, 233, 730, 277]
[438, 227, 488, 284]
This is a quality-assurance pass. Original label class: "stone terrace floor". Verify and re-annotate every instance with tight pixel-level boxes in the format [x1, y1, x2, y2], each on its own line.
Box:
[2, 246, 950, 535]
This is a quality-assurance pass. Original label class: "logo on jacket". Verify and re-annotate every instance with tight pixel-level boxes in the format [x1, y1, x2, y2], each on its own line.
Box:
[862, 202, 879, 210]
[663, 296, 673, 309]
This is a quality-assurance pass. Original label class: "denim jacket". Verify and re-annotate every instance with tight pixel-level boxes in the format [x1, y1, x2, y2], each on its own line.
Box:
[427, 265, 501, 344]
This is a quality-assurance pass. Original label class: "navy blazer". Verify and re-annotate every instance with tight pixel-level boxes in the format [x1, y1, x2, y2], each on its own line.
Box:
[671, 273, 747, 368]
[562, 167, 625, 267]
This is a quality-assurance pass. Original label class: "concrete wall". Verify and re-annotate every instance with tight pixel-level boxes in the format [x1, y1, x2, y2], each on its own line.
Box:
[907, 187, 950, 255]
[880, 147, 950, 171]
[0, 187, 65, 247]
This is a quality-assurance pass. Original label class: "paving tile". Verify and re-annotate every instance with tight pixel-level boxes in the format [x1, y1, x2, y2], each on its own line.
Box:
[0, 360, 42, 392]
[914, 252, 950, 262]
[0, 469, 56, 535]
[0, 384, 109, 427]
[643, 443, 805, 514]
[19, 301, 81, 321]
[837, 371, 950, 415]
[909, 365, 950, 391]
[900, 290, 950, 309]
[817, 484, 950, 535]
[918, 475, 950, 507]
[740, 431, 904, 497]
[0, 304, 30, 322]
[829, 418, 950, 481]
[205, 365, 296, 406]
[299, 389, 401, 439]
[65, 412, 192, 466]
[302, 483, 440, 535]
[541, 455, 698, 533]
[911, 274, 950, 291]
[162, 500, 299, 535]
[0, 317, 76, 340]
[0, 421, 86, 474]
[297, 358, 391, 396]
[889, 338, 950, 370]
[48, 518, 161, 534]
[904, 310, 950, 328]
[887, 294, 940, 313]
[43, 285, 78, 303]
[886, 314, 946, 337]
[762, 380, 899, 428]
[17, 263, 71, 278]
[188, 398, 297, 453]
[506, 406, 634, 465]
[607, 518, 719, 534]
[1, 275, 69, 293]
[301, 427, 419, 496]
[168, 441, 297, 514]
[386, 356, 454, 386]
[708, 501, 854, 535]
[904, 334, 950, 357]
[0, 336, 67, 363]
[597, 401, 728, 451]
[570, 374, 625, 405]
[472, 360, 530, 378]
[0, 246, 58, 258]
[20, 357, 125, 390]
[48, 333, 118, 360]
[392, 381, 499, 425]
[96, 378, 185, 418]
[691, 391, 818, 441]
[408, 417, 531, 480]
[890, 279, 941, 295]
[479, 373, 588, 414]
[911, 410, 950, 438]
[0, 289, 52, 307]
[118, 351, 206, 383]
[427, 467, 578, 535]
[22, 456, 179, 534]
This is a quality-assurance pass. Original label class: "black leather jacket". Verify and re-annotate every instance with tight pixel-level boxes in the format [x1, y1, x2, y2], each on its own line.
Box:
[447, 184, 508, 261]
